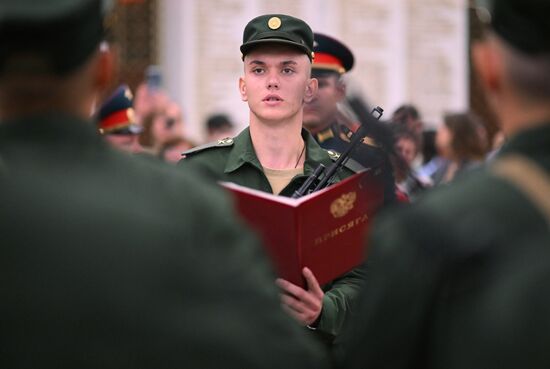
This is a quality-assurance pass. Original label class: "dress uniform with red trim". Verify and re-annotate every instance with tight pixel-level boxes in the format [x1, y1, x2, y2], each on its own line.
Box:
[306, 33, 397, 203]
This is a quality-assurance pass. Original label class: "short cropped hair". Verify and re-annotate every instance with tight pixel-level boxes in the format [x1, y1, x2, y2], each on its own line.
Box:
[499, 34, 550, 102]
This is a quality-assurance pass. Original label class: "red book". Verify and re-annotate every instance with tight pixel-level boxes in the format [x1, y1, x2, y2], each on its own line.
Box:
[221, 169, 384, 287]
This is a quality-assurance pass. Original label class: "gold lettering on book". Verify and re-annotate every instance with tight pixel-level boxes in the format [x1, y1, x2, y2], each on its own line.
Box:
[330, 192, 357, 218]
[314, 214, 369, 246]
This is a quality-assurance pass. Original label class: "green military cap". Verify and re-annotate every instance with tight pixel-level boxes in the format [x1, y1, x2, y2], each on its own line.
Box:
[488, 0, 550, 55]
[240, 14, 315, 61]
[0, 0, 111, 76]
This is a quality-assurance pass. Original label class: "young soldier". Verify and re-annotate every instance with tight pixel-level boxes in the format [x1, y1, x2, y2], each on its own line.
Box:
[0, 1, 326, 367]
[336, 0, 550, 368]
[180, 14, 365, 344]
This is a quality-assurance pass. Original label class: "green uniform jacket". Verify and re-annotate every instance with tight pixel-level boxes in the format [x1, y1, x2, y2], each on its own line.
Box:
[0, 114, 327, 369]
[336, 123, 550, 369]
[180, 127, 367, 341]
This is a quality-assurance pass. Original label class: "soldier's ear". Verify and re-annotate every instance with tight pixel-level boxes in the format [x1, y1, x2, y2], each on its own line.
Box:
[472, 38, 503, 99]
[304, 77, 318, 104]
[239, 76, 248, 102]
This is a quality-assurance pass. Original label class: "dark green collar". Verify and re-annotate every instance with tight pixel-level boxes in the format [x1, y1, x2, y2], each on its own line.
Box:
[304, 129, 334, 174]
[224, 127, 334, 175]
[0, 113, 101, 146]
[224, 128, 262, 173]
[499, 123, 550, 158]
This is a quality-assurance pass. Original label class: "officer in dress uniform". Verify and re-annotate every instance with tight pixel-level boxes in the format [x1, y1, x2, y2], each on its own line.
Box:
[303, 33, 396, 203]
[335, 0, 550, 368]
[0, 1, 327, 367]
[97, 84, 143, 153]
[180, 14, 366, 345]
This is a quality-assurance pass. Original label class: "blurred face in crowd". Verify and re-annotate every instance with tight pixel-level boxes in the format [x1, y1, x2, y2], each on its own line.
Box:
[152, 102, 184, 145]
[435, 124, 453, 159]
[303, 73, 345, 133]
[392, 110, 424, 137]
[104, 132, 142, 154]
[396, 136, 418, 166]
[133, 83, 170, 121]
[239, 44, 317, 125]
[408, 119, 423, 137]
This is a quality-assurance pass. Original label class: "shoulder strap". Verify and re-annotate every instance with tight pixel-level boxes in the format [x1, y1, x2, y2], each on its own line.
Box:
[491, 155, 550, 226]
[182, 137, 234, 156]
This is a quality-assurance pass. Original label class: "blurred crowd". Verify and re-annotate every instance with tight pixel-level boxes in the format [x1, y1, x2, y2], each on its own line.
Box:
[96, 72, 238, 164]
[97, 75, 500, 203]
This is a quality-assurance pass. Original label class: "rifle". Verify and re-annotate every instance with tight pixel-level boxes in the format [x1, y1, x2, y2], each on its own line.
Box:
[292, 97, 384, 198]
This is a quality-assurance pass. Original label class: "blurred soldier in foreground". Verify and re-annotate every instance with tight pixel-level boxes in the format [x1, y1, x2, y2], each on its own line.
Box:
[180, 14, 366, 345]
[97, 84, 144, 153]
[336, 0, 550, 368]
[303, 33, 396, 203]
[0, 1, 326, 368]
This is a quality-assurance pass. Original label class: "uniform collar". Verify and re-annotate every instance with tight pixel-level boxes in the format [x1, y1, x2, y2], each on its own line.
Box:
[224, 126, 333, 176]
[0, 113, 101, 147]
[224, 127, 262, 174]
[304, 128, 334, 174]
[499, 123, 550, 158]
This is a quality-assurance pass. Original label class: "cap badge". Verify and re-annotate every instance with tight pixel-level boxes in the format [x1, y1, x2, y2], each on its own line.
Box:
[268, 16, 282, 30]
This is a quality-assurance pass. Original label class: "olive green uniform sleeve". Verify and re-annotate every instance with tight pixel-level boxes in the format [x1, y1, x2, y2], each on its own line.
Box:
[317, 267, 366, 339]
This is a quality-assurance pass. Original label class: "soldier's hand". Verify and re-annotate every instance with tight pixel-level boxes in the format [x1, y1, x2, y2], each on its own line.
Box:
[276, 267, 324, 326]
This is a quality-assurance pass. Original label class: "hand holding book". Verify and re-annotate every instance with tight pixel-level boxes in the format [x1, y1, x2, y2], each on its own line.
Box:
[277, 267, 324, 326]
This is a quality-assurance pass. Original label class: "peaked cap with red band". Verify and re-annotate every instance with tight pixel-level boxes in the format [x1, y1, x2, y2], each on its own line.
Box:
[97, 85, 141, 135]
[312, 33, 354, 75]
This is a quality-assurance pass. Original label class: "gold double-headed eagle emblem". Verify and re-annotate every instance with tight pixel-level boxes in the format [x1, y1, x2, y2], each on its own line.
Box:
[330, 192, 357, 218]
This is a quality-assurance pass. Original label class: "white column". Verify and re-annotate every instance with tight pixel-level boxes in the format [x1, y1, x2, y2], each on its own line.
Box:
[158, 0, 200, 141]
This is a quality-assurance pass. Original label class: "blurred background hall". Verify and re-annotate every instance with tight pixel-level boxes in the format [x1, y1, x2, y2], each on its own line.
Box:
[105, 0, 497, 192]
[108, 0, 493, 141]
